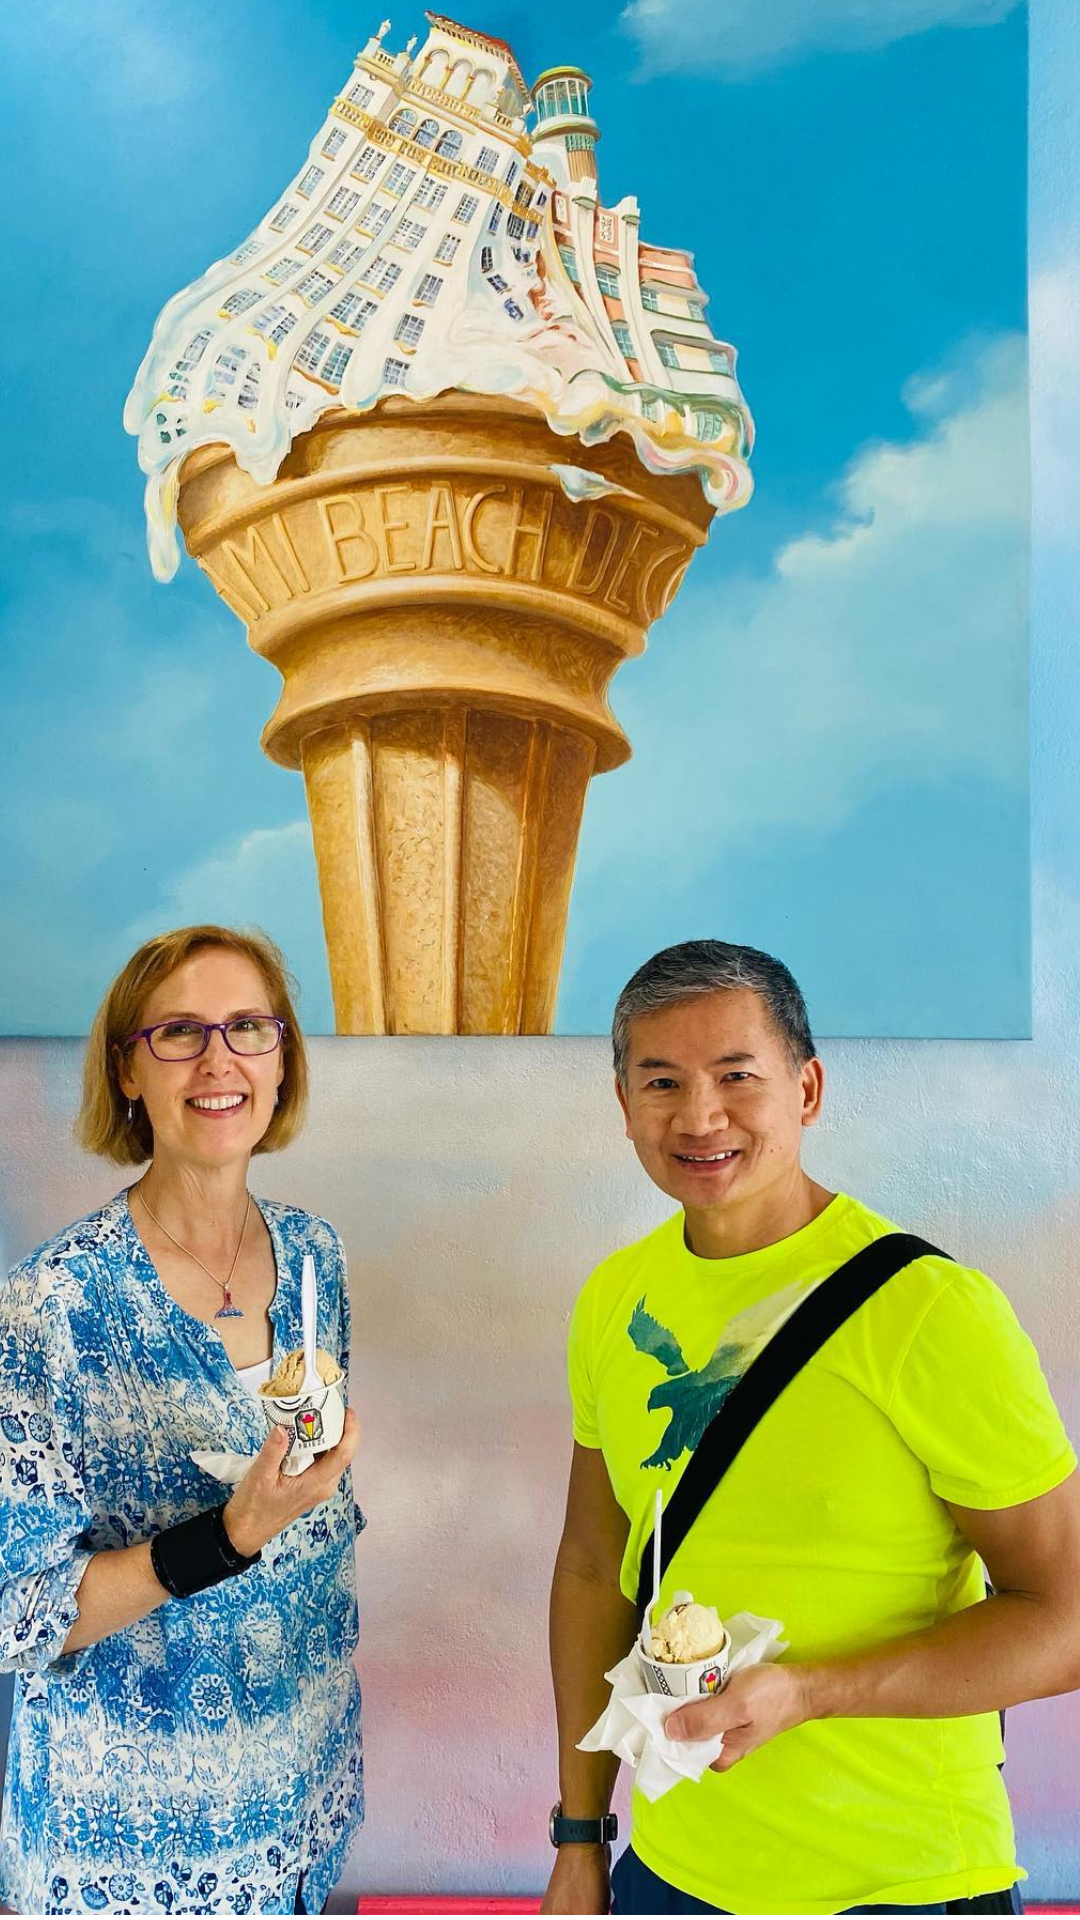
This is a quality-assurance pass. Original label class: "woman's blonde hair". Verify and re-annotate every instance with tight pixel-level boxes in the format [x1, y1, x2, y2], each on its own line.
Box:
[76, 925, 309, 1166]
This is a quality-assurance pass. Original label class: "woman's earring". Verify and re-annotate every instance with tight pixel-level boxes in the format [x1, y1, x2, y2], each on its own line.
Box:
[274, 1089, 280, 1108]
[127, 1100, 134, 1124]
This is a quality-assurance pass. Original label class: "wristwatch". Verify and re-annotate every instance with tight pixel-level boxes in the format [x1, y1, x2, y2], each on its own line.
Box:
[549, 1802, 618, 1847]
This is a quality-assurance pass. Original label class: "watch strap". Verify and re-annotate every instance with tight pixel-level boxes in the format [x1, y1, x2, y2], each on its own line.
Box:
[550, 1806, 617, 1846]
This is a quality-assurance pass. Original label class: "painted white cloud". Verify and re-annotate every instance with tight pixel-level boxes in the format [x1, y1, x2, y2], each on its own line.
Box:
[1030, 260, 1080, 551]
[621, 0, 1018, 74]
[119, 819, 334, 1026]
[574, 330, 1028, 903]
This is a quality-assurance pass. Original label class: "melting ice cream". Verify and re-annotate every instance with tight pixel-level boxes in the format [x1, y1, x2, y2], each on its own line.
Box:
[650, 1599, 726, 1664]
[260, 1348, 343, 1399]
[125, 13, 753, 581]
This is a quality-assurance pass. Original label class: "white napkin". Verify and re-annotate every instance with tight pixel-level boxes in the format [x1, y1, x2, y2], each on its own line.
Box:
[578, 1610, 787, 1802]
[191, 1449, 257, 1486]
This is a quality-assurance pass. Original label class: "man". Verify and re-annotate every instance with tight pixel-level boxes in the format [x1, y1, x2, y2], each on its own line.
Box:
[541, 941, 1080, 1917]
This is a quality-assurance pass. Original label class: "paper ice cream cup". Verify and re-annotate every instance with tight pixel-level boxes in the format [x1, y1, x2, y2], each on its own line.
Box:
[260, 1378, 346, 1477]
[638, 1625, 732, 1698]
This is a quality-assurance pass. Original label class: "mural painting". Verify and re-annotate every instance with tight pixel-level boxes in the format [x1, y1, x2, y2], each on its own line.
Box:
[0, 2, 1029, 1038]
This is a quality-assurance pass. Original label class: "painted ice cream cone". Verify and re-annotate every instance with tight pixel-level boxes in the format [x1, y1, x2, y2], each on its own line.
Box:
[127, 14, 753, 1033]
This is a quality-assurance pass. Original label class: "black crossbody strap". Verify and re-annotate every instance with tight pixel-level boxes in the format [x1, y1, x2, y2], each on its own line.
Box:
[635, 1232, 949, 1619]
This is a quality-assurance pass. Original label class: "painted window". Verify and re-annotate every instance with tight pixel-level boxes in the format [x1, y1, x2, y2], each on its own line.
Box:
[328, 239, 365, 272]
[434, 233, 460, 264]
[362, 256, 402, 295]
[270, 204, 298, 232]
[416, 178, 448, 210]
[558, 245, 580, 284]
[352, 145, 383, 181]
[476, 146, 499, 174]
[231, 238, 261, 263]
[361, 203, 392, 235]
[268, 311, 298, 347]
[327, 188, 360, 220]
[220, 289, 259, 317]
[597, 211, 616, 243]
[238, 362, 261, 412]
[296, 330, 330, 374]
[174, 328, 212, 373]
[296, 268, 335, 303]
[640, 395, 660, 420]
[383, 356, 409, 387]
[385, 163, 417, 197]
[322, 342, 353, 386]
[347, 82, 374, 107]
[505, 160, 518, 186]
[208, 345, 246, 393]
[390, 109, 418, 136]
[657, 339, 680, 369]
[708, 347, 733, 375]
[507, 213, 525, 240]
[298, 166, 325, 197]
[396, 220, 428, 250]
[488, 272, 509, 292]
[687, 299, 706, 322]
[612, 322, 634, 357]
[488, 204, 503, 233]
[329, 291, 377, 330]
[596, 264, 620, 297]
[414, 273, 443, 305]
[251, 303, 287, 335]
[525, 220, 539, 241]
[481, 245, 494, 272]
[298, 223, 333, 253]
[435, 129, 463, 159]
[394, 313, 425, 347]
[453, 193, 480, 223]
[641, 285, 660, 312]
[504, 298, 524, 320]
[415, 118, 441, 149]
[322, 128, 347, 158]
[695, 408, 723, 439]
[264, 257, 300, 285]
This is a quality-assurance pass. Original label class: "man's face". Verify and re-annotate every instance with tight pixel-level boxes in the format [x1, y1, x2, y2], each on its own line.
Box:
[615, 989, 824, 1217]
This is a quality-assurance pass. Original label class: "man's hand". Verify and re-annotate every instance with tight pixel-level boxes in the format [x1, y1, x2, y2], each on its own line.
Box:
[664, 1662, 811, 1771]
[540, 1844, 611, 1915]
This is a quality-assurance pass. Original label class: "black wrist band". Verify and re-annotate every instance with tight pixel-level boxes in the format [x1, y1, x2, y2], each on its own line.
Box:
[150, 1504, 261, 1599]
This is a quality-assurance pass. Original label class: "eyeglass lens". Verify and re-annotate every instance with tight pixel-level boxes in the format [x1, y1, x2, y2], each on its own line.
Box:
[149, 1019, 281, 1059]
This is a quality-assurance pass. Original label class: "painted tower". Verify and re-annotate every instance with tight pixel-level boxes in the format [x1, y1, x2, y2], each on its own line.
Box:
[126, 14, 754, 1035]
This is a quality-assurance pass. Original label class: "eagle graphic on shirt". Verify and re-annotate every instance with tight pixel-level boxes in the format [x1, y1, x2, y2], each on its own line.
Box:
[628, 1281, 809, 1469]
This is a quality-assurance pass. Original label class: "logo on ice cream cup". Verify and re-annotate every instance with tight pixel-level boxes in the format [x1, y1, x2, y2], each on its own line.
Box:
[261, 1379, 345, 1476]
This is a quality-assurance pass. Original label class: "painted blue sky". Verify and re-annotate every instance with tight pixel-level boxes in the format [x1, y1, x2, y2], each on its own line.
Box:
[0, 0, 1028, 1036]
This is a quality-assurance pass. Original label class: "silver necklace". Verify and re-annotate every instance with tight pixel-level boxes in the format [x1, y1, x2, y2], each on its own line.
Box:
[136, 1185, 252, 1320]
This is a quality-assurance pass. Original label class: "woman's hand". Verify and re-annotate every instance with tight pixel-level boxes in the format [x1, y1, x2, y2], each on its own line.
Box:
[222, 1409, 361, 1558]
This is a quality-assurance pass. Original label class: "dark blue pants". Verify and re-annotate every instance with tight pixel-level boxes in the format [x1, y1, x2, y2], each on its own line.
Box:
[610, 1847, 1025, 1915]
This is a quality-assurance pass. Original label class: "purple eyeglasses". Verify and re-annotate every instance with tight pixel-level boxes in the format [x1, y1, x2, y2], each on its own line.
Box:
[125, 1016, 287, 1061]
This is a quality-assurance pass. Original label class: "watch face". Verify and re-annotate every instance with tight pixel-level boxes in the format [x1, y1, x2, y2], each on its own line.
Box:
[549, 1803, 560, 1846]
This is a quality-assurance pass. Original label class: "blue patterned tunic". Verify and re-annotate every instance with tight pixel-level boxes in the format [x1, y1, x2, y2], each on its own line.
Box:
[0, 1192, 364, 1916]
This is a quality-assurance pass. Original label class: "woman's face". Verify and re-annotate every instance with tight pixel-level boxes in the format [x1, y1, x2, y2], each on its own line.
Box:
[117, 948, 285, 1174]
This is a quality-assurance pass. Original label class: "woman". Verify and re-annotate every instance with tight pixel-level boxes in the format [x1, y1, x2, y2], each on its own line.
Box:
[0, 925, 363, 1917]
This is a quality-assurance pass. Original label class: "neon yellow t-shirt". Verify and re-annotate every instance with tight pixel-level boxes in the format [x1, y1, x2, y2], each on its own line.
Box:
[567, 1193, 1076, 1916]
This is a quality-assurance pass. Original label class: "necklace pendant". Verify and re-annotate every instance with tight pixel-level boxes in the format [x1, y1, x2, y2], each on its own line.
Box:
[216, 1292, 244, 1320]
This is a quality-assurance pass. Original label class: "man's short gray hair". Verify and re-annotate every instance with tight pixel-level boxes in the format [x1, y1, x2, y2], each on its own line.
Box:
[612, 939, 816, 1084]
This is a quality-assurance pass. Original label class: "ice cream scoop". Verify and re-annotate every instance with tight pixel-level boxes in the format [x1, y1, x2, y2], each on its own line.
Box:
[260, 1347, 342, 1399]
[649, 1600, 726, 1664]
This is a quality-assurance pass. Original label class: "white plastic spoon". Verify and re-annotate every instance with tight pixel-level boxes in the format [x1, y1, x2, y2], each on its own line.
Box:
[299, 1253, 320, 1397]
